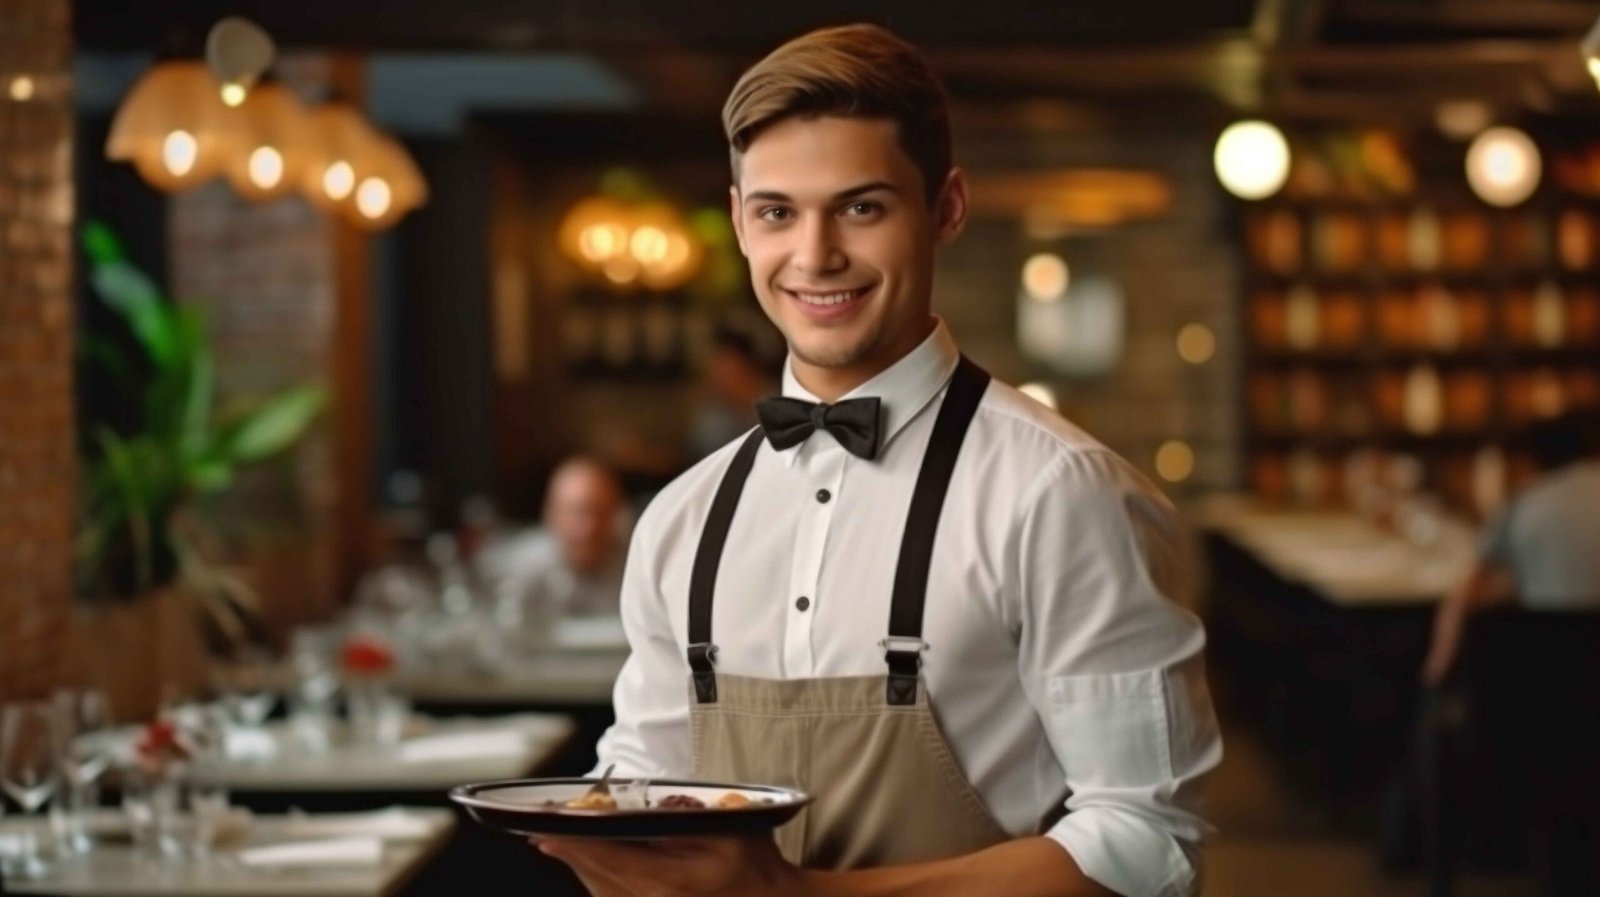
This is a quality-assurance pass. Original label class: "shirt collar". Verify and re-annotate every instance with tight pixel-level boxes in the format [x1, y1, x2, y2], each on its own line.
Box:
[773, 318, 960, 466]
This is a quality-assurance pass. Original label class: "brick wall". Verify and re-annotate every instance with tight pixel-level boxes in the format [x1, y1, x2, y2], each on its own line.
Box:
[0, 0, 75, 701]
[166, 54, 347, 632]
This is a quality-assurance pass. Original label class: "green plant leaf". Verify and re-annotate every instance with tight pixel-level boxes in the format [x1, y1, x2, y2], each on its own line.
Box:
[89, 260, 181, 371]
[93, 428, 156, 592]
[81, 219, 125, 265]
[188, 457, 235, 493]
[218, 385, 328, 463]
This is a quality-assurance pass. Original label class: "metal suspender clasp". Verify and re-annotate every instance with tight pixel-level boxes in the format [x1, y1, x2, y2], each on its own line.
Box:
[879, 636, 929, 657]
[687, 642, 719, 667]
[687, 642, 719, 704]
[880, 637, 927, 707]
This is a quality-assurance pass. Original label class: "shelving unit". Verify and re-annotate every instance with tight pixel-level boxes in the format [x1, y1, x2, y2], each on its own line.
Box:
[1239, 179, 1600, 517]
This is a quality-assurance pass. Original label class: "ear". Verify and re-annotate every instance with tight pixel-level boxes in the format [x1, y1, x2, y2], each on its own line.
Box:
[934, 167, 969, 247]
[729, 185, 749, 257]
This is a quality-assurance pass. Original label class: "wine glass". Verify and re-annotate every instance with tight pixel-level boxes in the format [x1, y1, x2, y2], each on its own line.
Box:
[1, 700, 61, 879]
[51, 688, 112, 854]
[212, 647, 278, 730]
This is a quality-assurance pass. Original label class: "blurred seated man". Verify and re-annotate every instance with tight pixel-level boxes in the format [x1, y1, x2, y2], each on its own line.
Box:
[480, 457, 629, 622]
[1422, 410, 1600, 686]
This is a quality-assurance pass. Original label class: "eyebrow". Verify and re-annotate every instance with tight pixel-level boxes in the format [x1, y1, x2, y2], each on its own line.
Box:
[742, 181, 900, 205]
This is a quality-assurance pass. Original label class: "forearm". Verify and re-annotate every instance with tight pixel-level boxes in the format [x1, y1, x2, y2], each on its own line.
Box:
[799, 837, 1119, 897]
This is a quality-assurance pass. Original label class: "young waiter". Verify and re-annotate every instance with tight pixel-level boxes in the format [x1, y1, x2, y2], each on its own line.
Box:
[537, 23, 1222, 897]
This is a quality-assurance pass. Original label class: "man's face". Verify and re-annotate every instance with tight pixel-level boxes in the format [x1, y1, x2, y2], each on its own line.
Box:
[730, 116, 966, 388]
[545, 467, 622, 574]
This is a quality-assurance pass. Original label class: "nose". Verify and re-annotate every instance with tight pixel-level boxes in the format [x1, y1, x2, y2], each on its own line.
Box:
[791, 213, 847, 277]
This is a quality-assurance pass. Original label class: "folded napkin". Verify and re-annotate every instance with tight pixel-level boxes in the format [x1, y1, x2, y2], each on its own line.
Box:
[397, 729, 528, 763]
[280, 808, 435, 840]
[236, 836, 383, 868]
[225, 728, 280, 761]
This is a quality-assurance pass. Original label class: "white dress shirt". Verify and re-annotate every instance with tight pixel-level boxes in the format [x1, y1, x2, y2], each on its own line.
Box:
[595, 320, 1222, 897]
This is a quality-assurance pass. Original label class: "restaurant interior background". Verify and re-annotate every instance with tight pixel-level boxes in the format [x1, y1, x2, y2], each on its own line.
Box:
[3, 0, 1600, 894]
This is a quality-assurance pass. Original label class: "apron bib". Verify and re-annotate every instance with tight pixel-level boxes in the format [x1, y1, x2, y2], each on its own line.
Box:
[684, 358, 1013, 869]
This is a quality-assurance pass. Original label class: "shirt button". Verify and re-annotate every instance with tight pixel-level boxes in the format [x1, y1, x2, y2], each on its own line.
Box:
[796, 596, 811, 612]
[816, 489, 831, 504]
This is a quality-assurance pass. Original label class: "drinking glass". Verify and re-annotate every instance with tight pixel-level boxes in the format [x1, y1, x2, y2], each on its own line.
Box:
[119, 760, 180, 860]
[51, 688, 111, 854]
[1, 701, 62, 879]
[287, 630, 340, 754]
[212, 648, 278, 729]
[178, 758, 231, 863]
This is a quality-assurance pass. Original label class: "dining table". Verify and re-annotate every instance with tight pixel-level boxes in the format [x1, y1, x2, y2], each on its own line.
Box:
[0, 807, 455, 897]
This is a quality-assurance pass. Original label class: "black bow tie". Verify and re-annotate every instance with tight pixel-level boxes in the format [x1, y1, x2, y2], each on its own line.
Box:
[755, 396, 883, 460]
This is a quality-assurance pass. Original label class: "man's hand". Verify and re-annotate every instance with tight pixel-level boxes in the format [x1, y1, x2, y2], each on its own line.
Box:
[534, 833, 809, 897]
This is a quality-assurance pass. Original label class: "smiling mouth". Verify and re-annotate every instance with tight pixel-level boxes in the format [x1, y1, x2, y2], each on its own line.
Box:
[783, 285, 874, 307]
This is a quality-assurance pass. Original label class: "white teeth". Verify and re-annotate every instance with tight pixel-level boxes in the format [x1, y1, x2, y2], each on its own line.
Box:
[792, 289, 862, 306]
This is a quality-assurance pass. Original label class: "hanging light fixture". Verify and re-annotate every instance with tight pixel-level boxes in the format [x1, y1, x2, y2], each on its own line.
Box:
[557, 194, 705, 290]
[222, 80, 312, 201]
[632, 202, 704, 290]
[299, 102, 381, 212]
[106, 60, 237, 192]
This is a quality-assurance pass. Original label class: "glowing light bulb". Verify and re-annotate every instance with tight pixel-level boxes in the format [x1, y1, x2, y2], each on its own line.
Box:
[630, 225, 670, 265]
[1215, 120, 1290, 200]
[247, 146, 283, 189]
[1176, 323, 1216, 365]
[1465, 126, 1540, 207]
[322, 160, 355, 201]
[356, 177, 392, 220]
[579, 223, 626, 262]
[8, 75, 35, 102]
[220, 82, 247, 107]
[162, 130, 198, 177]
[1155, 441, 1196, 483]
[1022, 253, 1069, 302]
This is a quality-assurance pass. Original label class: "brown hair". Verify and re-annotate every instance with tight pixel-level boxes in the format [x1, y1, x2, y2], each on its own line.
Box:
[722, 24, 952, 205]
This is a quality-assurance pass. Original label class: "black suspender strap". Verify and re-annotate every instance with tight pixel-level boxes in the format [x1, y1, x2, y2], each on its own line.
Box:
[685, 428, 765, 703]
[883, 356, 990, 705]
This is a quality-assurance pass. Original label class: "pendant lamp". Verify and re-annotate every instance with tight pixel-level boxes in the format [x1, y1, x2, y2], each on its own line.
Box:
[106, 60, 236, 192]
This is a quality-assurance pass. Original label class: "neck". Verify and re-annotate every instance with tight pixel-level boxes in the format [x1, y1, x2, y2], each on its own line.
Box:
[790, 317, 937, 403]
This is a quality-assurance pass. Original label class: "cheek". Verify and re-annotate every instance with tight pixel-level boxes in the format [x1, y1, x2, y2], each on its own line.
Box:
[850, 228, 915, 278]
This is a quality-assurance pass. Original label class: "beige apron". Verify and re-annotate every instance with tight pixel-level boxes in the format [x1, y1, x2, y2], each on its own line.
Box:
[683, 358, 1014, 870]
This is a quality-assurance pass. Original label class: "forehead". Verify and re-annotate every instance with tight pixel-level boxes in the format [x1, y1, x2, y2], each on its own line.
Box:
[737, 115, 921, 197]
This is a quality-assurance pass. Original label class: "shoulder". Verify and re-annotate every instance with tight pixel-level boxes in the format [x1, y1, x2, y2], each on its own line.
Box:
[968, 378, 1174, 517]
[632, 429, 761, 548]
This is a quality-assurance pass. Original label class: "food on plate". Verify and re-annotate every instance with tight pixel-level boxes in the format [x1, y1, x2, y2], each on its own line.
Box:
[535, 787, 778, 811]
[657, 793, 707, 809]
[565, 791, 619, 810]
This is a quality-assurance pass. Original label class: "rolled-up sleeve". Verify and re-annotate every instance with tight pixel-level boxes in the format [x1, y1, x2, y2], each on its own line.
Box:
[1014, 449, 1222, 897]
[591, 503, 694, 779]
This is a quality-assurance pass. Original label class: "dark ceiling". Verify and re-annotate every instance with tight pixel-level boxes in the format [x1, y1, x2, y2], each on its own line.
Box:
[70, 0, 1600, 124]
[72, 0, 1259, 52]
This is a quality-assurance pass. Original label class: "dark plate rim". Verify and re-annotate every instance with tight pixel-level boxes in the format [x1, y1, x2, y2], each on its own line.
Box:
[449, 776, 812, 819]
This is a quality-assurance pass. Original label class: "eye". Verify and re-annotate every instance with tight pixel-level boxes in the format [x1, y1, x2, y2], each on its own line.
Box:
[842, 201, 883, 219]
[757, 206, 792, 222]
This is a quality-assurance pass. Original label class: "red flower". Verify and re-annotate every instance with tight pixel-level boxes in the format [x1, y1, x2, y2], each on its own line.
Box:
[341, 637, 396, 676]
[135, 717, 192, 772]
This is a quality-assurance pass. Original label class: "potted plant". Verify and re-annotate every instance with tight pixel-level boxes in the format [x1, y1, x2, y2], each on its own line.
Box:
[74, 220, 327, 718]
